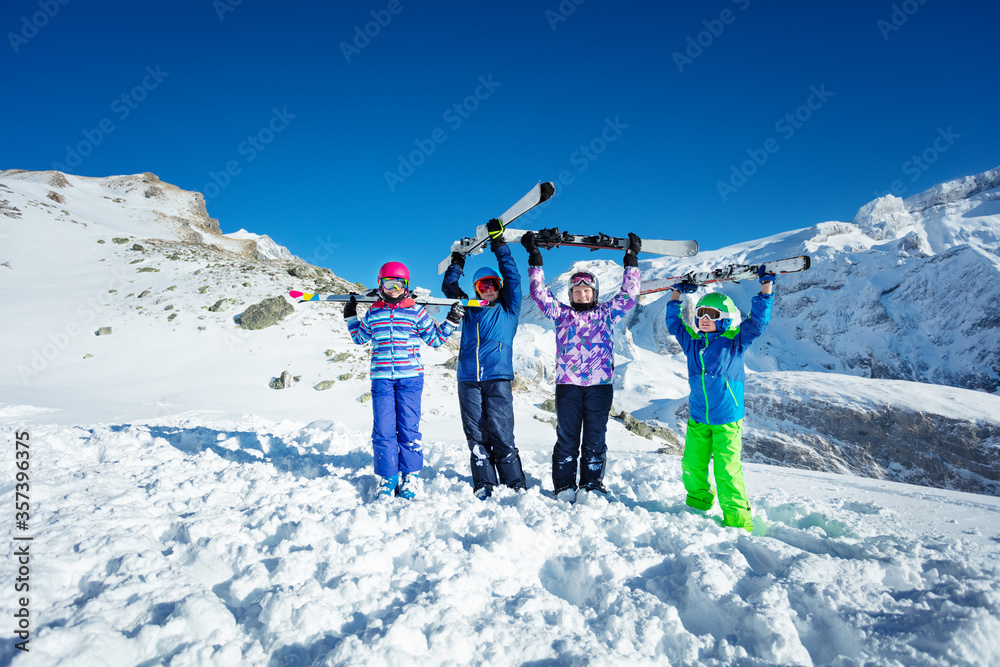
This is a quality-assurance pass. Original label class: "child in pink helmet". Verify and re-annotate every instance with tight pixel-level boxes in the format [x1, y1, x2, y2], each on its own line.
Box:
[344, 261, 463, 500]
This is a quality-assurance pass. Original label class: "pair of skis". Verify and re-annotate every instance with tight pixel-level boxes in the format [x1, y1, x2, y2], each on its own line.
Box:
[291, 182, 811, 307]
[288, 290, 489, 312]
[290, 255, 812, 307]
[436, 181, 700, 274]
[638, 255, 811, 294]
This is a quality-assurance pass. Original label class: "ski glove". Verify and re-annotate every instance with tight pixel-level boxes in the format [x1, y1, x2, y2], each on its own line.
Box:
[447, 301, 466, 324]
[487, 218, 504, 239]
[487, 218, 506, 252]
[758, 264, 776, 284]
[624, 232, 642, 268]
[672, 282, 699, 294]
[342, 295, 358, 318]
[450, 251, 466, 270]
[520, 231, 544, 267]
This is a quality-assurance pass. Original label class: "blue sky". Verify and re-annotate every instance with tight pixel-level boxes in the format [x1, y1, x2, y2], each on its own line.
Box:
[3, 0, 998, 293]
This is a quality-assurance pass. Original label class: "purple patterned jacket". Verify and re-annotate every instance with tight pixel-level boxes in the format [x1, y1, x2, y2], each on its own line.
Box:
[528, 266, 640, 386]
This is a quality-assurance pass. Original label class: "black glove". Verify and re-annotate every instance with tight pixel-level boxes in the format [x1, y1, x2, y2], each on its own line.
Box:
[450, 251, 465, 270]
[672, 282, 699, 294]
[446, 301, 465, 324]
[487, 218, 505, 252]
[624, 232, 642, 268]
[521, 231, 543, 267]
[758, 264, 776, 284]
[342, 294, 358, 318]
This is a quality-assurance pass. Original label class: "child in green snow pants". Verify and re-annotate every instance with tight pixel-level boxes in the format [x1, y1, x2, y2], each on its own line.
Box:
[682, 420, 751, 529]
[666, 266, 775, 531]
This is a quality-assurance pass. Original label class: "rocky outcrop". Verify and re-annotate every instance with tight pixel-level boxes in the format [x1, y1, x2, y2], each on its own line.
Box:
[237, 297, 293, 330]
[743, 374, 1000, 496]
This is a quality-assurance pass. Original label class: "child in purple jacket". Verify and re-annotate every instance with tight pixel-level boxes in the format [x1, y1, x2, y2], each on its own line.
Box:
[521, 232, 641, 502]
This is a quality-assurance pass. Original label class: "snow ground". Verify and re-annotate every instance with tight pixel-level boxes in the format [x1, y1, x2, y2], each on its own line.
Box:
[3, 412, 1000, 666]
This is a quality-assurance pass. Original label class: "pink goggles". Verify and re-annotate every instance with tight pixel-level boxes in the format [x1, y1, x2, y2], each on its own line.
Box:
[569, 272, 596, 288]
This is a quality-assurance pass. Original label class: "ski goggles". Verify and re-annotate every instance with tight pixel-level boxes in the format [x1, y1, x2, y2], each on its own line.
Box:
[696, 306, 726, 321]
[569, 272, 596, 288]
[379, 277, 408, 291]
[474, 277, 501, 294]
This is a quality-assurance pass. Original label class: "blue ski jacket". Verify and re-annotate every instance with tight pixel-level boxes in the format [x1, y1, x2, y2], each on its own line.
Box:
[442, 243, 521, 382]
[666, 293, 773, 425]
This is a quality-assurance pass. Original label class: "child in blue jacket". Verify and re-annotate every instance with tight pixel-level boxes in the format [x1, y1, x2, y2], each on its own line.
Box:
[442, 220, 526, 499]
[345, 261, 463, 500]
[665, 265, 775, 530]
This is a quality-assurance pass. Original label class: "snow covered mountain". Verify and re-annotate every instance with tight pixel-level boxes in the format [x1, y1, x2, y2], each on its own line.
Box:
[2, 167, 1000, 665]
[224, 228, 301, 261]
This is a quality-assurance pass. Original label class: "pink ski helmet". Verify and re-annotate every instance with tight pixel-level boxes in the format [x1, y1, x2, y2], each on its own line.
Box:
[378, 261, 410, 282]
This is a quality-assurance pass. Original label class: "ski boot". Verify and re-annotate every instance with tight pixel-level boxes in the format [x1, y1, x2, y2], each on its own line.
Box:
[398, 472, 420, 500]
[555, 486, 577, 503]
[375, 473, 399, 500]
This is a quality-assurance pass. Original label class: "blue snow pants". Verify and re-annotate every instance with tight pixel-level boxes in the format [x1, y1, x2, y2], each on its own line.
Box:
[553, 383, 614, 493]
[371, 376, 424, 477]
[458, 380, 526, 491]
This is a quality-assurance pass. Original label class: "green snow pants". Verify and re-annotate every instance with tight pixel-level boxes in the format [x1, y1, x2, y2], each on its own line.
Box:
[682, 419, 752, 531]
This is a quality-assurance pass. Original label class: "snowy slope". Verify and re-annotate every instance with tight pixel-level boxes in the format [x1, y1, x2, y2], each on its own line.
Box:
[2, 168, 1000, 665]
[3, 414, 999, 666]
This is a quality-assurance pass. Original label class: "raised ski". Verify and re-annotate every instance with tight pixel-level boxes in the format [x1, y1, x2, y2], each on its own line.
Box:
[289, 290, 489, 307]
[639, 255, 811, 294]
[437, 181, 556, 274]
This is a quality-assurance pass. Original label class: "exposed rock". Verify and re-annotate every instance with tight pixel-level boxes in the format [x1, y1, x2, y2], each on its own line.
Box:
[237, 296, 293, 330]
[289, 265, 318, 279]
[327, 351, 352, 362]
[358, 392, 372, 403]
[315, 380, 336, 391]
[269, 371, 295, 390]
[744, 374, 1000, 497]
[47, 172, 70, 188]
[612, 409, 651, 438]
[47, 190, 65, 204]
[132, 244, 145, 252]
[338, 373, 353, 381]
[96, 327, 112, 336]
[208, 299, 229, 312]
[443, 356, 459, 370]
[539, 398, 556, 413]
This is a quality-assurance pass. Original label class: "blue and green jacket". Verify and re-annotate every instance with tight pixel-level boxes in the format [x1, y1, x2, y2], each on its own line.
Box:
[666, 293, 773, 425]
[441, 243, 521, 382]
